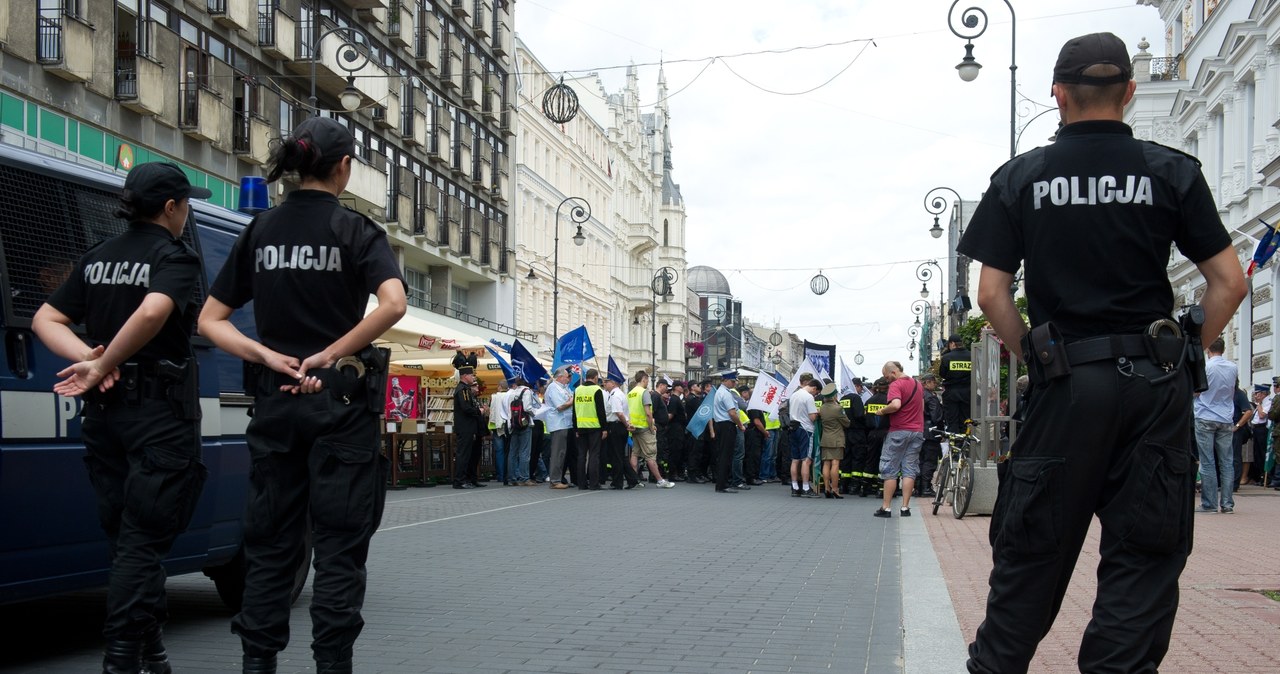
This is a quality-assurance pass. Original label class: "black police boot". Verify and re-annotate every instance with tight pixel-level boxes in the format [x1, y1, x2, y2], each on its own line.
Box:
[242, 654, 277, 674]
[102, 639, 142, 674]
[316, 660, 353, 673]
[140, 628, 172, 674]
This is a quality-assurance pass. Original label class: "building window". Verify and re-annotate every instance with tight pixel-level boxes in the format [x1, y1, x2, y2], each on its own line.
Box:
[406, 267, 430, 309]
[661, 323, 669, 361]
[662, 218, 669, 247]
[450, 284, 469, 316]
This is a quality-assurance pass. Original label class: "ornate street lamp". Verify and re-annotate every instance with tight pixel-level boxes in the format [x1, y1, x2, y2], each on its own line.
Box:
[651, 266, 678, 378]
[308, 26, 370, 115]
[948, 1, 1017, 159]
[552, 197, 590, 341]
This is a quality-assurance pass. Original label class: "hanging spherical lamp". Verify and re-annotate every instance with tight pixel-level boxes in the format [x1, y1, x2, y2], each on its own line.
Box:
[810, 270, 830, 296]
[542, 76, 580, 124]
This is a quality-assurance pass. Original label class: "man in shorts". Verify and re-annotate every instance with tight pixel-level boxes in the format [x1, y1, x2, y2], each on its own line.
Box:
[788, 379, 821, 497]
[871, 361, 924, 517]
[629, 370, 675, 488]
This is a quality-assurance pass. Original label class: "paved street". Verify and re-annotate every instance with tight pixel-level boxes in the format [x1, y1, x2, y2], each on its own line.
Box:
[927, 482, 1280, 673]
[1, 482, 963, 674]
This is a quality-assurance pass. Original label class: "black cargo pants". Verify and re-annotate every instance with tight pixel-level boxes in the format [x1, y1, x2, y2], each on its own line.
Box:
[82, 397, 205, 640]
[967, 358, 1193, 674]
[232, 388, 388, 663]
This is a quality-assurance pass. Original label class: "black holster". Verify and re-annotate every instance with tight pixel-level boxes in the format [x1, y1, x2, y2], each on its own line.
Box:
[1180, 305, 1208, 393]
[1024, 322, 1071, 385]
[157, 358, 200, 421]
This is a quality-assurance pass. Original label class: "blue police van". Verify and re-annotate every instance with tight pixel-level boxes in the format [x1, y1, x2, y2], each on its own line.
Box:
[0, 142, 307, 608]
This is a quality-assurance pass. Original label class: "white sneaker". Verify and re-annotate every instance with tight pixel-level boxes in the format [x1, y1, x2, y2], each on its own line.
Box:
[659, 479, 675, 489]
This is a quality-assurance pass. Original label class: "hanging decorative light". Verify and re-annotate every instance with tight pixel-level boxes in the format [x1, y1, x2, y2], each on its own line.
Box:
[810, 270, 830, 296]
[542, 76, 580, 124]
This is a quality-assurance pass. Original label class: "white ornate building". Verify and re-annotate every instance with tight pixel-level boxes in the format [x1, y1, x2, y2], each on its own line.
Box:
[1128, 0, 1280, 381]
[513, 38, 689, 376]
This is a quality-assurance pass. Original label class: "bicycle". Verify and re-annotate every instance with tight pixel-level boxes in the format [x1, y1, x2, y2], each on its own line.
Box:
[932, 424, 977, 519]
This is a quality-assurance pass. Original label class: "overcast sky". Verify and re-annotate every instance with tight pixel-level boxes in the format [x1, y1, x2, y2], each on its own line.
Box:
[514, 0, 1166, 378]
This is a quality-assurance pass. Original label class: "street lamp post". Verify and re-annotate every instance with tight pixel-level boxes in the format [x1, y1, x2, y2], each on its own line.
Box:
[650, 267, 678, 380]
[924, 187, 965, 334]
[915, 260, 944, 341]
[910, 299, 932, 375]
[308, 26, 370, 116]
[948, 0, 1017, 160]
[553, 197, 589, 343]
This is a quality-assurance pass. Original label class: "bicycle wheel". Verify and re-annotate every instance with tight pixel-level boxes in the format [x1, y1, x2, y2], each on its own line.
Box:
[932, 456, 950, 516]
[952, 456, 974, 519]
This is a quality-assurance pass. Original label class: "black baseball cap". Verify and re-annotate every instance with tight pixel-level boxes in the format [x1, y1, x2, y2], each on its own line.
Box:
[122, 162, 212, 208]
[1053, 32, 1132, 86]
[294, 116, 356, 161]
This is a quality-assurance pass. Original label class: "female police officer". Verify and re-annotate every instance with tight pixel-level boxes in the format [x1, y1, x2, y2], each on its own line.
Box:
[34, 162, 211, 674]
[198, 117, 407, 674]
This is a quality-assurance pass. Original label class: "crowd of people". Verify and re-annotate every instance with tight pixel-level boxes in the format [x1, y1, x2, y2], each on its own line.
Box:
[450, 334, 978, 519]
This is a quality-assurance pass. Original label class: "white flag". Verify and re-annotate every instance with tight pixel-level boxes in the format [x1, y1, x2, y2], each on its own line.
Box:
[782, 356, 821, 403]
[747, 374, 783, 416]
[838, 358, 857, 398]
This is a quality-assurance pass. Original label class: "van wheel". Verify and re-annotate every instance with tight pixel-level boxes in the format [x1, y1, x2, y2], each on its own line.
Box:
[206, 533, 312, 612]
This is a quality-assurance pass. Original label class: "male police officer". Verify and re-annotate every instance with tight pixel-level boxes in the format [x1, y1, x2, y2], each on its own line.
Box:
[958, 33, 1246, 673]
[939, 335, 972, 433]
[34, 162, 211, 674]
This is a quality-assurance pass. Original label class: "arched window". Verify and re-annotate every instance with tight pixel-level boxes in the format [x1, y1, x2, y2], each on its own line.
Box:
[662, 218, 669, 247]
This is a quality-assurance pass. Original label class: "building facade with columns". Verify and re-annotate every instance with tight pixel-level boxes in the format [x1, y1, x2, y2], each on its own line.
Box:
[1128, 0, 1280, 382]
[513, 37, 689, 376]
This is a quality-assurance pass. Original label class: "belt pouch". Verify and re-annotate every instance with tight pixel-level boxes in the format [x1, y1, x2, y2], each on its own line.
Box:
[1028, 322, 1071, 383]
[120, 363, 143, 406]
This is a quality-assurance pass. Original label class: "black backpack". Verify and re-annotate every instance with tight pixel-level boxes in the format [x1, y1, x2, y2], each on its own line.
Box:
[509, 388, 529, 431]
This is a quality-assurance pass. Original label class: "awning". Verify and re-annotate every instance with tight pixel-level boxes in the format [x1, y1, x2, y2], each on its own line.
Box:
[365, 300, 493, 364]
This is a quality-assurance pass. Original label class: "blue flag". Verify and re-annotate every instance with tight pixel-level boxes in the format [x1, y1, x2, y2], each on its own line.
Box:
[1247, 217, 1280, 277]
[607, 355, 625, 385]
[685, 393, 715, 439]
[510, 340, 549, 384]
[552, 325, 595, 371]
[485, 346, 515, 382]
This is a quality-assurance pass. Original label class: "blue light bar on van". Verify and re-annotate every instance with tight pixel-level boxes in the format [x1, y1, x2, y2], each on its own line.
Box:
[238, 176, 269, 214]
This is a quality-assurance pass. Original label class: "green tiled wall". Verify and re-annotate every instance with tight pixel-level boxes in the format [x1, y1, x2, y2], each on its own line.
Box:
[0, 90, 241, 211]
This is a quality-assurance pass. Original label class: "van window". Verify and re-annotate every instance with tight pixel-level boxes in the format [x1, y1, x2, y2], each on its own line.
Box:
[0, 163, 204, 326]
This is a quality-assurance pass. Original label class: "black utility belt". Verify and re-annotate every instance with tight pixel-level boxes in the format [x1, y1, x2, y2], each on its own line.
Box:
[84, 358, 199, 420]
[1025, 319, 1195, 387]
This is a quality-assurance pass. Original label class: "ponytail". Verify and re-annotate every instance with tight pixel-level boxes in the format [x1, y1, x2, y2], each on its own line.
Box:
[266, 133, 341, 183]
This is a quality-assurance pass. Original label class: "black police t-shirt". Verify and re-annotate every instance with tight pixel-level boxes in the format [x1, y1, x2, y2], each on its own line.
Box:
[47, 223, 200, 363]
[208, 190, 405, 358]
[957, 120, 1232, 339]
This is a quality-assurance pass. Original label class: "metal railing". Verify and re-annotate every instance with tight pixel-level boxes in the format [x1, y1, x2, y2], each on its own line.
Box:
[115, 54, 139, 99]
[232, 110, 251, 153]
[1150, 56, 1182, 82]
[207, 0, 227, 14]
[257, 1, 276, 46]
[179, 80, 200, 127]
[37, 16, 63, 63]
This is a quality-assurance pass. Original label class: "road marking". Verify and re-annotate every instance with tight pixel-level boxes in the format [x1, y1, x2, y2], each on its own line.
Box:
[384, 485, 557, 505]
[377, 491, 594, 532]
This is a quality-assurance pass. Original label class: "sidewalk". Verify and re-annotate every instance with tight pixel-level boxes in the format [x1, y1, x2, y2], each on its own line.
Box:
[924, 483, 1280, 672]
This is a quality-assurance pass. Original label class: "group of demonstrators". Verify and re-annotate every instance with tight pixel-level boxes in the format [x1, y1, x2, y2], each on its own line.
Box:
[454, 333, 977, 519]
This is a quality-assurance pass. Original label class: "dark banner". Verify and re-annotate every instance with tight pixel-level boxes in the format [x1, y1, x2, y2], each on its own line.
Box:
[803, 340, 836, 378]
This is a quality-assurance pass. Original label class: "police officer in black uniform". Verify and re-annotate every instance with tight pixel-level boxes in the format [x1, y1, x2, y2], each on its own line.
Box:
[939, 335, 972, 434]
[34, 162, 210, 674]
[198, 117, 408, 674]
[958, 33, 1246, 674]
[666, 381, 687, 480]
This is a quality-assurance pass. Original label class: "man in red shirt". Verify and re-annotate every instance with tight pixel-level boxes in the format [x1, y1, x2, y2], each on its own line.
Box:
[871, 361, 924, 517]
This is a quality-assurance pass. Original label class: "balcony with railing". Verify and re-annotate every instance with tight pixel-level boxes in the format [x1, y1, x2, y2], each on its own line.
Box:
[179, 79, 221, 142]
[209, 0, 253, 32]
[257, 2, 295, 60]
[232, 110, 273, 164]
[472, 2, 488, 38]
[39, 10, 93, 82]
[386, 0, 413, 48]
[1149, 55, 1183, 82]
[115, 49, 164, 116]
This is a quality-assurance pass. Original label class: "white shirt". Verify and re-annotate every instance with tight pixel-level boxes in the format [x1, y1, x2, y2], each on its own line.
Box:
[606, 386, 628, 423]
[489, 390, 511, 429]
[790, 388, 817, 433]
[1253, 395, 1273, 426]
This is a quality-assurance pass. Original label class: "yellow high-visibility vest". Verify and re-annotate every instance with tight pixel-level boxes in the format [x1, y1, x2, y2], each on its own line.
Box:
[738, 409, 749, 424]
[628, 385, 649, 428]
[763, 411, 780, 430]
[574, 385, 602, 429]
